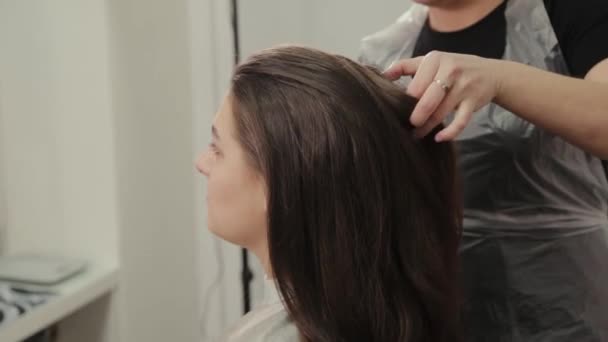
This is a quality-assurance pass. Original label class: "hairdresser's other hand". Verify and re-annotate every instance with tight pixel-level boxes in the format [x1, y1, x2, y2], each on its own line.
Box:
[384, 51, 502, 142]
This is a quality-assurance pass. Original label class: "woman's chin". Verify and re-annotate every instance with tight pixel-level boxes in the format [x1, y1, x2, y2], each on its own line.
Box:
[206, 221, 222, 238]
[207, 223, 244, 247]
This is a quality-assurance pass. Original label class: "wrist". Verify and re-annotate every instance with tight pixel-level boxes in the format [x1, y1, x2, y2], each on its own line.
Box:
[490, 59, 511, 102]
[491, 59, 522, 106]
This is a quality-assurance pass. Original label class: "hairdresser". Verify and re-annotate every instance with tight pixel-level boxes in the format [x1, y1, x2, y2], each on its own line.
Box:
[360, 0, 608, 340]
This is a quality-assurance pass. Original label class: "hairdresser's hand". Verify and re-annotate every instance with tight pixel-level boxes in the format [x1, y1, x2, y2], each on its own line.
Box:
[384, 51, 502, 142]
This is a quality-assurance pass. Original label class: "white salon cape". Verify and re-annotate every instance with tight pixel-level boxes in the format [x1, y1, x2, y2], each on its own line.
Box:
[221, 278, 299, 342]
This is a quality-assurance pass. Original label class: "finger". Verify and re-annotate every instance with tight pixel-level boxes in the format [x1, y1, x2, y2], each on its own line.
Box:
[413, 90, 462, 138]
[383, 57, 424, 80]
[407, 52, 441, 98]
[409, 58, 456, 127]
[410, 80, 448, 127]
[435, 99, 477, 142]
[413, 112, 446, 139]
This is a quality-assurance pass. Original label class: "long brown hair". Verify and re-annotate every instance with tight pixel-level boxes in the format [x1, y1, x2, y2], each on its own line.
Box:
[231, 46, 462, 342]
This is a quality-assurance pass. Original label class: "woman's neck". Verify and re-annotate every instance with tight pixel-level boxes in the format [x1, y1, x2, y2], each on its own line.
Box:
[250, 244, 273, 278]
[427, 0, 504, 32]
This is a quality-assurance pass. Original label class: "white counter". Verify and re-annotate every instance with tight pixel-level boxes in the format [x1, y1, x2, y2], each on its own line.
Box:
[0, 264, 119, 342]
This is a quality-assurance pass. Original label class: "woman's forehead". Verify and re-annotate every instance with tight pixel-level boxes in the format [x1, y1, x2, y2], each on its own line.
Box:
[213, 95, 237, 140]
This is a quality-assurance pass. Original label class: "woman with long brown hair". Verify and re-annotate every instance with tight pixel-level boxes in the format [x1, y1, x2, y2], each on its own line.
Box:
[196, 46, 463, 342]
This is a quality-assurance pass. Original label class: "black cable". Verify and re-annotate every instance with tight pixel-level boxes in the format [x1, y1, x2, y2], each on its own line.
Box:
[230, 0, 254, 315]
[241, 249, 253, 314]
[231, 0, 241, 65]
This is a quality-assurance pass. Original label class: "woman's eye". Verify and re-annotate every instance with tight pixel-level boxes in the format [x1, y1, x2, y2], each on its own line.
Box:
[210, 143, 221, 156]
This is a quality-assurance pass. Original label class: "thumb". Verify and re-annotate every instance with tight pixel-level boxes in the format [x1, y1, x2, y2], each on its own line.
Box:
[383, 57, 423, 80]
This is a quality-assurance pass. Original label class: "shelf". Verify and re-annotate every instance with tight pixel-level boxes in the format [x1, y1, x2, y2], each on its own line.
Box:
[0, 263, 119, 342]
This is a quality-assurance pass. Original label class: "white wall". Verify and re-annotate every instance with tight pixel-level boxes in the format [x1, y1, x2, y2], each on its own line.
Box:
[0, 0, 205, 341]
[0, 0, 119, 266]
[0, 1, 121, 341]
[0, 85, 6, 253]
[105, 0, 202, 341]
[239, 0, 410, 58]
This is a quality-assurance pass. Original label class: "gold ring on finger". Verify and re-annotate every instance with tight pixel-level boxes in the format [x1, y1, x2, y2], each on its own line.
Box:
[433, 79, 451, 92]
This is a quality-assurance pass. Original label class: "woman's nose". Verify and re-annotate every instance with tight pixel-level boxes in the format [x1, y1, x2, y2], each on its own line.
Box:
[195, 151, 210, 176]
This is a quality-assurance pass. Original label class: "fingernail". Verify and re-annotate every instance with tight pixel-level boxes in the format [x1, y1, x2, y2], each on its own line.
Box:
[383, 61, 396, 73]
[435, 134, 444, 142]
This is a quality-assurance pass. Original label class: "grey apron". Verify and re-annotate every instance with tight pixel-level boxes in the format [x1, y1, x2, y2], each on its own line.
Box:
[360, 1, 608, 341]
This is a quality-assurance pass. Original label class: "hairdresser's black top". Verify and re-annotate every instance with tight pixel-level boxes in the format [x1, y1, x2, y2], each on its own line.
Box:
[412, 0, 608, 78]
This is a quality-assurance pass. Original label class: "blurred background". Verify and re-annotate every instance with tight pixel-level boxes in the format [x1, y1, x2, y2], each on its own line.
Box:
[0, 1, 409, 341]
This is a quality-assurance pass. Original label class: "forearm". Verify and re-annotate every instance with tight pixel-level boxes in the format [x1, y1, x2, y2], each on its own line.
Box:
[494, 60, 608, 158]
